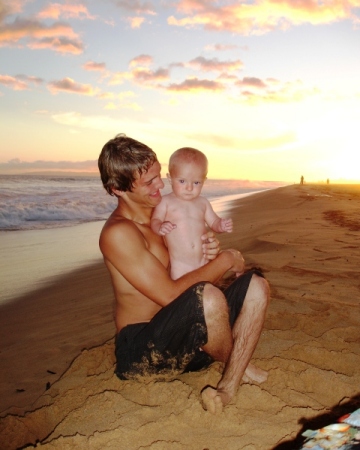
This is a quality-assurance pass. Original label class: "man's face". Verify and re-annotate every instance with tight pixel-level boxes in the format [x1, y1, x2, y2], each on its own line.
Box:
[126, 161, 164, 208]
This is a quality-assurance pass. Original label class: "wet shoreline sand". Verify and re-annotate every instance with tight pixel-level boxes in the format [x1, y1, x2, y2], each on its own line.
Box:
[1, 184, 360, 449]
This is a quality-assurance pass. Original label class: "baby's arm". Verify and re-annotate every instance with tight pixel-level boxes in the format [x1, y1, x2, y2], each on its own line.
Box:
[151, 198, 177, 236]
[204, 198, 233, 233]
[211, 217, 233, 233]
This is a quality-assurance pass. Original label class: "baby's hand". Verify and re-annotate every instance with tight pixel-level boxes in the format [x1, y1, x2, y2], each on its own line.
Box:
[159, 221, 177, 236]
[220, 218, 233, 233]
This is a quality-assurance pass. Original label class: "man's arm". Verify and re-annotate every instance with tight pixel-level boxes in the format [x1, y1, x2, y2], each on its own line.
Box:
[100, 220, 243, 307]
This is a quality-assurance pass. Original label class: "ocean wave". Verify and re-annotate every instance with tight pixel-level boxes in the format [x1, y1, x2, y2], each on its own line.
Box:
[0, 200, 114, 230]
[0, 175, 276, 231]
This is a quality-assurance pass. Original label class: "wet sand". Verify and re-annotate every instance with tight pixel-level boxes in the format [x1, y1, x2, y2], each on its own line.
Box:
[1, 184, 360, 449]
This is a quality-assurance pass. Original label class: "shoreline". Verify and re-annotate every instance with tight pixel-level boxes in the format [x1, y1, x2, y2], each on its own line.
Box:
[0, 221, 105, 305]
[1, 183, 360, 449]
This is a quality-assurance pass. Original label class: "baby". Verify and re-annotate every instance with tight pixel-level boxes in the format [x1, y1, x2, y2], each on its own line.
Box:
[151, 147, 233, 279]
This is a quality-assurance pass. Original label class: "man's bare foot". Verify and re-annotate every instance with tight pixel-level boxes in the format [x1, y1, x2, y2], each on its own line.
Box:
[201, 387, 224, 415]
[242, 362, 268, 383]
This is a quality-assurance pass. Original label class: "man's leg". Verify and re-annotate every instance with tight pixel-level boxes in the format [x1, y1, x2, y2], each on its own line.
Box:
[201, 283, 233, 362]
[201, 274, 270, 414]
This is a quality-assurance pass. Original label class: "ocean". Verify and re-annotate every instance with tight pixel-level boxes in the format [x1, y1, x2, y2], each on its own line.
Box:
[0, 174, 278, 231]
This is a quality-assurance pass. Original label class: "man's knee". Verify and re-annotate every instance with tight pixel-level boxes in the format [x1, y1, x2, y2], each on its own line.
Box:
[248, 273, 270, 307]
[202, 283, 229, 318]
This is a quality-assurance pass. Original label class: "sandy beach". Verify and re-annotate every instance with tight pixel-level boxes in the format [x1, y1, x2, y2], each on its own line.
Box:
[1, 183, 360, 449]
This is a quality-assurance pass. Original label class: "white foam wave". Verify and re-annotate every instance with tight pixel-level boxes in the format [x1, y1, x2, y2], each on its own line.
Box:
[0, 175, 273, 231]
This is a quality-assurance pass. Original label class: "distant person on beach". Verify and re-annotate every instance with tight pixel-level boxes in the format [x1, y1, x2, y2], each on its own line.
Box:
[151, 147, 233, 280]
[98, 133, 269, 414]
[300, 175, 304, 185]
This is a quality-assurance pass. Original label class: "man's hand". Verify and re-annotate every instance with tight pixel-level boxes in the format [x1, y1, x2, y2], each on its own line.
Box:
[158, 221, 177, 236]
[223, 248, 245, 276]
[201, 231, 220, 261]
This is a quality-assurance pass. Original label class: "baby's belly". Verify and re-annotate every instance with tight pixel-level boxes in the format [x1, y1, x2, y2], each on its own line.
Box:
[165, 225, 206, 264]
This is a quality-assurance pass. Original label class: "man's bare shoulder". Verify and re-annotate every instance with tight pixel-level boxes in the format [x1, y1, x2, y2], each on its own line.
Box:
[100, 213, 145, 252]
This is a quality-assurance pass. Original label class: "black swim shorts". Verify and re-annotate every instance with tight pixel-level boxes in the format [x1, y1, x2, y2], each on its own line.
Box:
[115, 269, 263, 380]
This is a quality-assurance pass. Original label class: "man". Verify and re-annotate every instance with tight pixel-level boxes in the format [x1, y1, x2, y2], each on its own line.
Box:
[98, 134, 269, 414]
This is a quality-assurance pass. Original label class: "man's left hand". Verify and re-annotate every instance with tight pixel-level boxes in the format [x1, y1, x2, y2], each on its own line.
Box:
[201, 231, 220, 260]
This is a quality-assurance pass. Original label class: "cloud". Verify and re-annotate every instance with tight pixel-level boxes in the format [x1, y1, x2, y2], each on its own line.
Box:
[0, 5, 84, 54]
[83, 61, 107, 72]
[186, 131, 297, 151]
[0, 17, 78, 42]
[115, 0, 157, 28]
[168, 0, 360, 35]
[127, 17, 145, 28]
[238, 78, 320, 104]
[47, 78, 99, 96]
[236, 76, 267, 89]
[129, 54, 153, 67]
[108, 71, 131, 85]
[205, 43, 242, 51]
[28, 36, 84, 54]
[166, 77, 225, 92]
[132, 67, 170, 84]
[51, 111, 148, 134]
[99, 90, 142, 110]
[188, 56, 243, 72]
[16, 74, 43, 84]
[115, 0, 157, 15]
[37, 3, 96, 20]
[0, 0, 23, 20]
[0, 158, 98, 174]
[0, 74, 43, 90]
[104, 101, 142, 111]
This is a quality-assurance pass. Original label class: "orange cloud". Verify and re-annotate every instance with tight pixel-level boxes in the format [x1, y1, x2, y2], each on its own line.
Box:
[16, 74, 43, 84]
[239, 78, 320, 104]
[167, 77, 225, 92]
[188, 56, 243, 72]
[236, 77, 267, 89]
[28, 36, 83, 54]
[0, 19, 78, 44]
[47, 77, 98, 96]
[83, 61, 106, 72]
[37, 3, 96, 20]
[0, 74, 43, 90]
[0, 4, 84, 54]
[129, 54, 153, 67]
[186, 131, 296, 150]
[0, 74, 28, 90]
[132, 67, 170, 84]
[169, 0, 360, 34]
[108, 72, 131, 85]
[127, 17, 145, 28]
[205, 43, 242, 51]
[115, 0, 156, 15]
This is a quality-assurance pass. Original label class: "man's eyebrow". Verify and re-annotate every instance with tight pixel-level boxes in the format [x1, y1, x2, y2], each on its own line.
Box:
[142, 172, 160, 185]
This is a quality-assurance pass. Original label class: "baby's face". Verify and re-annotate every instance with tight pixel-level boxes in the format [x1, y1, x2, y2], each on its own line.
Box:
[168, 161, 207, 201]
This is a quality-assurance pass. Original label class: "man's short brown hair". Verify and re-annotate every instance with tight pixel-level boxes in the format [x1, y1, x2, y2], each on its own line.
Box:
[98, 134, 158, 195]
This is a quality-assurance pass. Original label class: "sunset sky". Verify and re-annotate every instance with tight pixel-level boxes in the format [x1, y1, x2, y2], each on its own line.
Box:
[1, 0, 359, 183]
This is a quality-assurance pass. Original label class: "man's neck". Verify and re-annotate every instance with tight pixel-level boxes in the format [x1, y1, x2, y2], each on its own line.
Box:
[116, 198, 152, 226]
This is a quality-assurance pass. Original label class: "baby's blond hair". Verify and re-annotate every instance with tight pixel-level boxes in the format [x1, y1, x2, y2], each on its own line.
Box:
[168, 147, 208, 175]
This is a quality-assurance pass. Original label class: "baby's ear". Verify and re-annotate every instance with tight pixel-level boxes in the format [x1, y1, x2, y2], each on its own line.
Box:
[166, 173, 172, 183]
